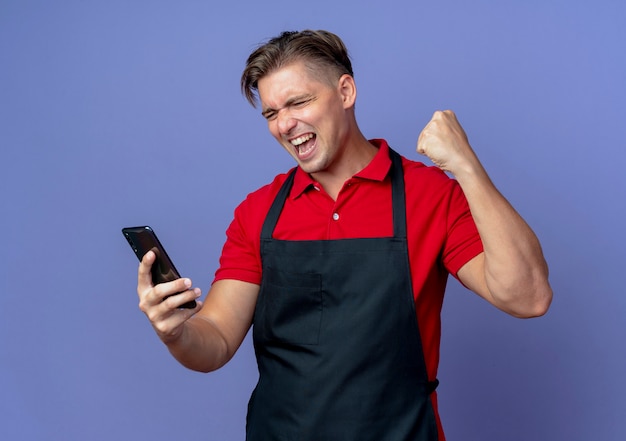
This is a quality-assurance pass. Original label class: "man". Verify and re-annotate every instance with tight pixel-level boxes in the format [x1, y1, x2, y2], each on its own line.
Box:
[136, 30, 552, 440]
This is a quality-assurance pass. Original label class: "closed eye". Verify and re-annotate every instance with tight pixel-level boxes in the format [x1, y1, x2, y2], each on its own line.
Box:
[292, 98, 311, 107]
[261, 95, 316, 121]
[262, 110, 277, 120]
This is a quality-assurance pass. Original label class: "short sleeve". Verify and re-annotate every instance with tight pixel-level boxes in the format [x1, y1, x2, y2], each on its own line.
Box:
[212, 173, 289, 286]
[441, 181, 483, 277]
[213, 200, 263, 285]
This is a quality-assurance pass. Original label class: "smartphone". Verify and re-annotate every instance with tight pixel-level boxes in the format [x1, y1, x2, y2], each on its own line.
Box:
[122, 226, 197, 309]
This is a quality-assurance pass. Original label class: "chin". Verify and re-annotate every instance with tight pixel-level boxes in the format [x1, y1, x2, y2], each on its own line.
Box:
[298, 160, 325, 175]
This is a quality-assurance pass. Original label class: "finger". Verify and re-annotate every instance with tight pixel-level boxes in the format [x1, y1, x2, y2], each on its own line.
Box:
[137, 250, 155, 289]
[141, 283, 197, 320]
[160, 286, 202, 310]
[417, 117, 434, 154]
[442, 109, 457, 121]
[149, 277, 193, 303]
[149, 295, 204, 341]
[416, 139, 426, 155]
[417, 125, 432, 155]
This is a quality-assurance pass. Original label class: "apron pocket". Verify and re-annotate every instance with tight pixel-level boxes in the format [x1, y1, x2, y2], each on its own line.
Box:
[257, 268, 323, 346]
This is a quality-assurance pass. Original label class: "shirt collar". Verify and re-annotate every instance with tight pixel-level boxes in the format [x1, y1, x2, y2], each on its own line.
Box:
[290, 139, 392, 199]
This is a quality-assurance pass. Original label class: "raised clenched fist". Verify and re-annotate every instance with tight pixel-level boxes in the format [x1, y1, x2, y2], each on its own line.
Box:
[417, 110, 480, 177]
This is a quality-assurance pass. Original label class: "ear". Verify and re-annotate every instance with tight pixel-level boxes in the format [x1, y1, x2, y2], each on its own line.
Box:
[337, 74, 357, 109]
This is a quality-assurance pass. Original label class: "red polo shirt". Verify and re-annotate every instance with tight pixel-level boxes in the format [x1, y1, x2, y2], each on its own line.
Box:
[216, 137, 482, 373]
[214, 139, 483, 436]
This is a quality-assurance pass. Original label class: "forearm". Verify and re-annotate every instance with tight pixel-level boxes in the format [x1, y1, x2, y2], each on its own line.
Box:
[164, 279, 258, 372]
[417, 110, 552, 316]
[456, 164, 552, 316]
[165, 315, 232, 373]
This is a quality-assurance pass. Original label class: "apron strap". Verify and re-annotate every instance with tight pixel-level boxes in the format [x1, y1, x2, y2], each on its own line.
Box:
[389, 148, 407, 240]
[260, 167, 296, 241]
[261, 148, 407, 241]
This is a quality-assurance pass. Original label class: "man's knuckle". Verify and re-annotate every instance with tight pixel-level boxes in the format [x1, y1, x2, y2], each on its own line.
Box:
[153, 322, 168, 335]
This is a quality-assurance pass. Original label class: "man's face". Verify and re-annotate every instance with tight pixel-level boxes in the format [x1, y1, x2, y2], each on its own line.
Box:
[257, 61, 352, 175]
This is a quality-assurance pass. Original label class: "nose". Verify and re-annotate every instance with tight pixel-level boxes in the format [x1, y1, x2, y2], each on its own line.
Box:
[276, 109, 297, 135]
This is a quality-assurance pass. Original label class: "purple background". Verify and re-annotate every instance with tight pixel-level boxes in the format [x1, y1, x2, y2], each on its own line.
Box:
[1, 1, 625, 440]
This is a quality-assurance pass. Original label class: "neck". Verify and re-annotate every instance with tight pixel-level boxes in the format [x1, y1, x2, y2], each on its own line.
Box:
[311, 131, 377, 201]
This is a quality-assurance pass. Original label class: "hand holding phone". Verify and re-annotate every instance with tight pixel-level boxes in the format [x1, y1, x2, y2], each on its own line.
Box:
[122, 226, 197, 309]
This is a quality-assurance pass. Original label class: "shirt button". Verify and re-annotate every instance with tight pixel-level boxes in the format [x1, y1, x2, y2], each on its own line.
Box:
[332, 213, 340, 221]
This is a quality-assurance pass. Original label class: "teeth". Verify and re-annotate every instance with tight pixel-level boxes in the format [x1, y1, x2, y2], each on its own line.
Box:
[291, 133, 314, 146]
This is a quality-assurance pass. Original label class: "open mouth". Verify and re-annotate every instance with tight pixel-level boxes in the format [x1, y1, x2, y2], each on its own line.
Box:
[290, 133, 316, 157]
